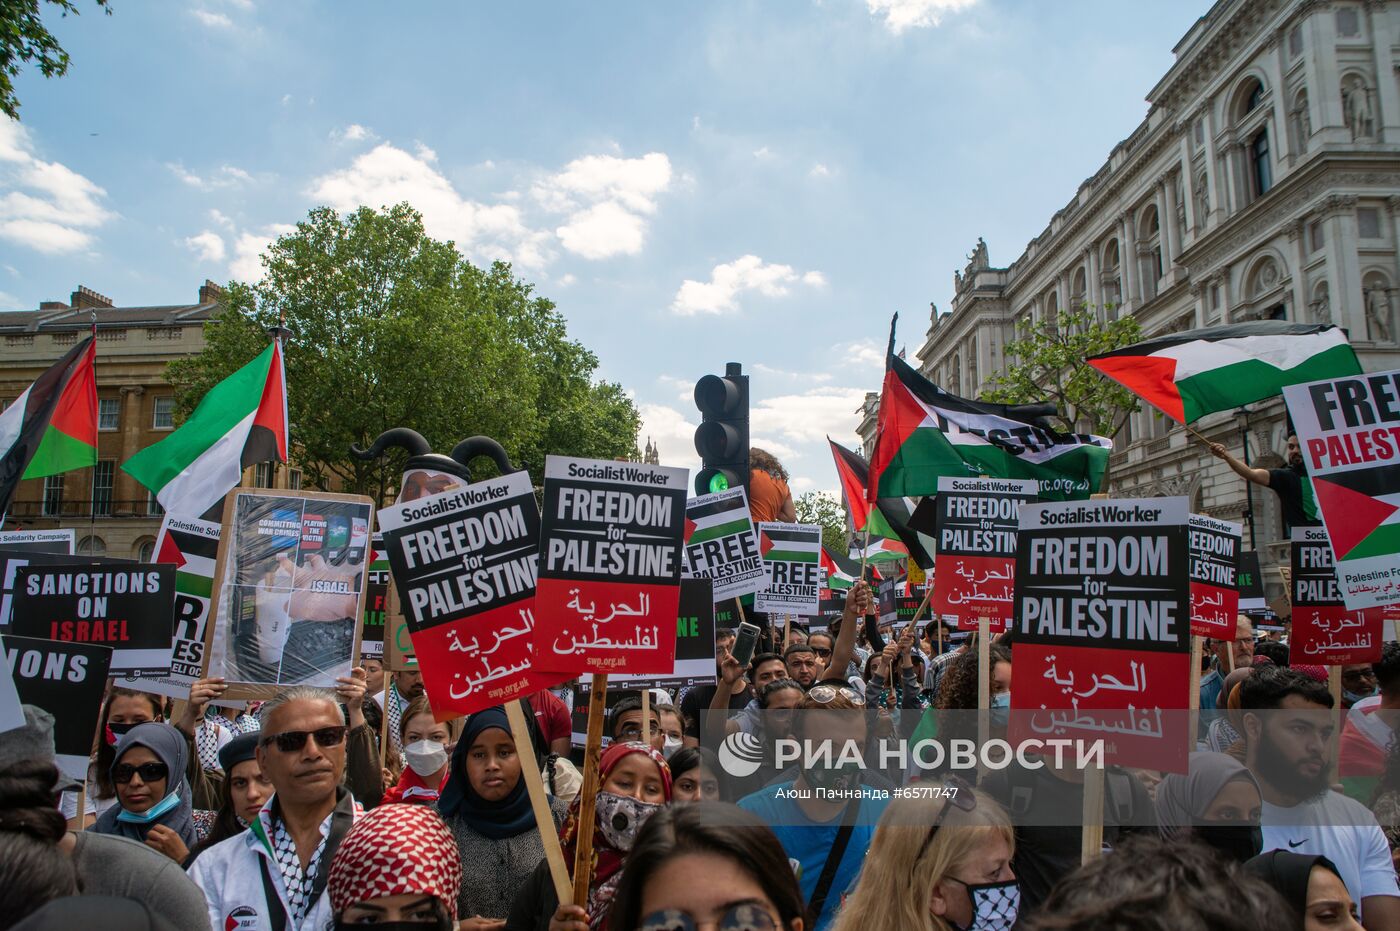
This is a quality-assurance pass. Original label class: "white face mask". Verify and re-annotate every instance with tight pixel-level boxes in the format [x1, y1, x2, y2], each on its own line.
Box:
[403, 739, 448, 777]
[662, 736, 683, 759]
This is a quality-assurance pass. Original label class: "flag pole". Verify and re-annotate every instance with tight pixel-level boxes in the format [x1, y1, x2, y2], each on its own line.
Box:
[87, 310, 97, 555]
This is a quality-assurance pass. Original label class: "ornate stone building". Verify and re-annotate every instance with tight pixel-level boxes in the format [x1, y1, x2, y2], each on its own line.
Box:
[858, 0, 1400, 600]
[0, 282, 299, 559]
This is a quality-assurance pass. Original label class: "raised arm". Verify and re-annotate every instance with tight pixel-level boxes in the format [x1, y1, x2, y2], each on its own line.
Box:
[828, 580, 872, 684]
[1208, 442, 1270, 486]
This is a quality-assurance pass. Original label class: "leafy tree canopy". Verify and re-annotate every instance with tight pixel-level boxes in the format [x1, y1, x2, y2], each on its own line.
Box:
[1, 0, 109, 120]
[794, 490, 848, 554]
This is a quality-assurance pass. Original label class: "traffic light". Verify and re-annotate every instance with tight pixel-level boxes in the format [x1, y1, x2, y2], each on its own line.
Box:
[693, 362, 749, 497]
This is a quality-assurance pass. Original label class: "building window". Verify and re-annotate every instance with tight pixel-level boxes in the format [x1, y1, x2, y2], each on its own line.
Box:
[1288, 25, 1302, 58]
[1251, 130, 1272, 197]
[1358, 207, 1382, 239]
[254, 462, 275, 488]
[42, 476, 63, 516]
[289, 469, 303, 491]
[1193, 119, 1204, 148]
[95, 329, 126, 342]
[98, 398, 120, 431]
[1211, 285, 1222, 311]
[1336, 7, 1360, 37]
[1309, 221, 1324, 253]
[152, 396, 176, 429]
[77, 535, 106, 556]
[137, 540, 156, 562]
[1245, 82, 1265, 115]
[147, 490, 164, 517]
[91, 460, 114, 517]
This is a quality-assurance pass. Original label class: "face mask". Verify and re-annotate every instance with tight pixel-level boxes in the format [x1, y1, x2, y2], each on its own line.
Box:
[403, 740, 448, 778]
[989, 691, 1011, 729]
[949, 878, 1020, 931]
[1193, 823, 1262, 864]
[105, 721, 136, 747]
[335, 917, 451, 931]
[663, 736, 683, 759]
[595, 790, 662, 852]
[116, 789, 181, 824]
[1344, 688, 1376, 705]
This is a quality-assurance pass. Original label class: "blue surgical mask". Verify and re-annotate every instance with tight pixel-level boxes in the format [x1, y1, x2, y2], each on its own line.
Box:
[1344, 688, 1376, 705]
[116, 789, 181, 824]
[990, 691, 1011, 728]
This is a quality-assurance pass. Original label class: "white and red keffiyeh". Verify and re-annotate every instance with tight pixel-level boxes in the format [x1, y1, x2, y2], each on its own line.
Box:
[327, 803, 463, 919]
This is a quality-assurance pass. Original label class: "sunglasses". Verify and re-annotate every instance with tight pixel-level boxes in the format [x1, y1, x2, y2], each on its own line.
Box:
[261, 725, 348, 753]
[812, 647, 833, 657]
[637, 904, 777, 931]
[807, 683, 865, 706]
[914, 775, 978, 862]
[113, 761, 168, 785]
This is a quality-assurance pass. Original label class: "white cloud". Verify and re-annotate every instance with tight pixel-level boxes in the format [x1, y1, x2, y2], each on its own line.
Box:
[191, 9, 233, 28]
[532, 152, 672, 259]
[671, 255, 826, 316]
[308, 142, 552, 269]
[866, 0, 978, 33]
[656, 374, 694, 403]
[753, 362, 832, 384]
[556, 273, 576, 287]
[0, 291, 18, 309]
[0, 118, 113, 254]
[208, 208, 234, 229]
[415, 142, 437, 163]
[638, 402, 700, 477]
[841, 338, 886, 376]
[230, 223, 295, 282]
[332, 124, 373, 143]
[751, 387, 868, 445]
[753, 146, 774, 160]
[809, 162, 831, 178]
[167, 162, 253, 191]
[185, 229, 226, 262]
[281, 93, 293, 106]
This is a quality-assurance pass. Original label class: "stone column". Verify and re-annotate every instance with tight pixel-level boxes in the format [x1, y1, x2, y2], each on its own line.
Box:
[1321, 195, 1364, 337]
[1085, 245, 1100, 316]
[116, 386, 145, 510]
[1164, 172, 1183, 265]
[1308, 5, 1345, 136]
[1286, 218, 1309, 322]
[1219, 141, 1240, 216]
[1267, 34, 1292, 167]
[1179, 132, 1198, 245]
[1202, 105, 1225, 226]
[1119, 214, 1137, 308]
[1388, 196, 1400, 283]
[1368, 0, 1400, 143]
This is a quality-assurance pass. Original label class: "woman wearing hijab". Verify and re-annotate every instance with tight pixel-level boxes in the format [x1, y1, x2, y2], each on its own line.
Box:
[1154, 751, 1264, 864]
[328, 804, 463, 930]
[1245, 850, 1364, 930]
[90, 722, 197, 864]
[440, 704, 566, 928]
[509, 741, 672, 931]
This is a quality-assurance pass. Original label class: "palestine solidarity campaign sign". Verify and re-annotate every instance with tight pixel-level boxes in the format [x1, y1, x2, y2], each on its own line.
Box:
[378, 470, 567, 716]
[534, 456, 688, 674]
[932, 476, 1038, 632]
[1290, 526, 1383, 663]
[683, 487, 766, 600]
[1011, 496, 1191, 773]
[754, 522, 823, 616]
[1284, 367, 1400, 610]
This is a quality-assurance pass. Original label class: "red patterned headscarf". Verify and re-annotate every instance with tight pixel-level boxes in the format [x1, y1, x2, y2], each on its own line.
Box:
[328, 803, 463, 920]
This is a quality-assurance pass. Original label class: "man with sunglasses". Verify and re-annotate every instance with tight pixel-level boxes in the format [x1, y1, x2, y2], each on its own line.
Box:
[189, 685, 364, 931]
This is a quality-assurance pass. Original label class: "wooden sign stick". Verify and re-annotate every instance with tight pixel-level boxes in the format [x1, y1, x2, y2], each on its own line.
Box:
[977, 616, 991, 748]
[378, 680, 390, 770]
[640, 686, 651, 746]
[572, 672, 610, 910]
[506, 699, 572, 903]
[1081, 764, 1106, 865]
[1189, 636, 1203, 751]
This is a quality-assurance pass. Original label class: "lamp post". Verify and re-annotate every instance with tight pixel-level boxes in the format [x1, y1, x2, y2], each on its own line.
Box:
[1236, 406, 1256, 549]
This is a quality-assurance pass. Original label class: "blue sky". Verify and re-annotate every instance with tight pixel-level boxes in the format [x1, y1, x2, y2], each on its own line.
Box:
[0, 0, 1204, 496]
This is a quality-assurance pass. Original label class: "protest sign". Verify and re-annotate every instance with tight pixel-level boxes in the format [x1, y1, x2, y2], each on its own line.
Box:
[682, 488, 766, 600]
[2, 634, 111, 779]
[360, 534, 389, 660]
[0, 530, 73, 554]
[583, 578, 718, 695]
[1187, 514, 1241, 640]
[754, 522, 823, 615]
[1290, 526, 1383, 663]
[876, 576, 898, 625]
[0, 550, 128, 627]
[12, 562, 175, 677]
[379, 471, 567, 716]
[1011, 497, 1191, 773]
[933, 476, 1038, 632]
[1238, 551, 1267, 614]
[114, 516, 220, 701]
[534, 456, 687, 675]
[1284, 369, 1400, 609]
[204, 488, 375, 700]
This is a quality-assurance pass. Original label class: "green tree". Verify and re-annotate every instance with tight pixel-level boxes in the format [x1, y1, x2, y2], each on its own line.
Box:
[165, 203, 639, 500]
[2, 0, 110, 120]
[794, 491, 847, 553]
[981, 306, 1143, 439]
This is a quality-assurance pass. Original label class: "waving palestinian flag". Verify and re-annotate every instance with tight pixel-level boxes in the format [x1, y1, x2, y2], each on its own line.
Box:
[828, 438, 936, 568]
[821, 546, 858, 590]
[869, 353, 1110, 502]
[0, 336, 96, 515]
[124, 340, 287, 520]
[1087, 322, 1360, 424]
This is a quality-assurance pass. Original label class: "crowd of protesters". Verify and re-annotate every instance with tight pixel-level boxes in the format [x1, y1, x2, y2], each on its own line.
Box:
[3, 573, 1399, 931]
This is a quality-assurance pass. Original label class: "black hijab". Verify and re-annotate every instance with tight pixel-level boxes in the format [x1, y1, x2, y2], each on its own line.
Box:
[1243, 849, 1346, 919]
[437, 700, 549, 840]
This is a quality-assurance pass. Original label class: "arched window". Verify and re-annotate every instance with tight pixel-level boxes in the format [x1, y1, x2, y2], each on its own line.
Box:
[1245, 81, 1265, 115]
[1251, 130, 1272, 196]
[77, 535, 106, 556]
[950, 355, 962, 395]
[136, 538, 157, 562]
[1045, 291, 1059, 326]
[1071, 268, 1087, 307]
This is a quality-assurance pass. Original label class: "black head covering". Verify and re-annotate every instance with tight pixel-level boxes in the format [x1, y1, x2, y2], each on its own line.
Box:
[436, 699, 548, 839]
[91, 722, 196, 846]
[1243, 849, 1346, 918]
[11, 895, 180, 931]
[218, 732, 260, 772]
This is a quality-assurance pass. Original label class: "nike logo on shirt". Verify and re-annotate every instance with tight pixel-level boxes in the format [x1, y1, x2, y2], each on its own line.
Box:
[1288, 838, 1308, 848]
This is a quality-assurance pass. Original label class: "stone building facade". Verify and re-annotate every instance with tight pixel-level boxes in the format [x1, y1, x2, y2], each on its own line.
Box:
[857, 0, 1400, 600]
[0, 282, 299, 559]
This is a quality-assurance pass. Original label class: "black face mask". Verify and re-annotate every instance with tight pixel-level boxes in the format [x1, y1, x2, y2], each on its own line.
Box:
[1194, 823, 1263, 863]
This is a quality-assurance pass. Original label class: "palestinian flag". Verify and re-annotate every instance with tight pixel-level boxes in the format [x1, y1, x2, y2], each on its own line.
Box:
[821, 546, 858, 590]
[851, 535, 908, 564]
[124, 340, 287, 519]
[875, 494, 937, 571]
[1087, 322, 1360, 424]
[155, 515, 220, 602]
[869, 353, 1110, 502]
[685, 488, 756, 546]
[759, 524, 821, 564]
[0, 336, 96, 515]
[829, 438, 873, 532]
[827, 437, 937, 568]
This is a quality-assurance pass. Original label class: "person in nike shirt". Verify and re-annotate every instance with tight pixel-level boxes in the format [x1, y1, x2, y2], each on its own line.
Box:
[1240, 666, 1400, 929]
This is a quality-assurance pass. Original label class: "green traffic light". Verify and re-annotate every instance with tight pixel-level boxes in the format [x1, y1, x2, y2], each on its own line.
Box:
[708, 473, 730, 493]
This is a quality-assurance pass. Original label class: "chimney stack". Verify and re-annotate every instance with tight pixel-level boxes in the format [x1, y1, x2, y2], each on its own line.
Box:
[39, 301, 68, 310]
[198, 279, 225, 305]
[69, 286, 113, 309]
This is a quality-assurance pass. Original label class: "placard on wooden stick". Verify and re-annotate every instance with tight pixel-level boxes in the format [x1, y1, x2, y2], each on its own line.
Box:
[203, 488, 376, 701]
